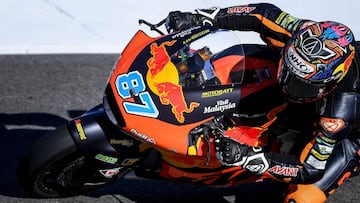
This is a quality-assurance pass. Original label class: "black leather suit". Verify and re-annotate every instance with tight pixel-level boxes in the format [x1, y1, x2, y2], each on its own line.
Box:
[197, 2, 360, 200]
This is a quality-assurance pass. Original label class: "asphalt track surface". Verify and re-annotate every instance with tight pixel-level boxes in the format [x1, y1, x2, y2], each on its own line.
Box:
[0, 54, 359, 203]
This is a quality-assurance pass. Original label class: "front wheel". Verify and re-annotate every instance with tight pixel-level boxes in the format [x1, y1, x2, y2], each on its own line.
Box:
[17, 125, 108, 198]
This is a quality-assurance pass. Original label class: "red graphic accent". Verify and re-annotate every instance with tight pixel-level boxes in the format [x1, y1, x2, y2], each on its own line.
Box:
[224, 127, 264, 147]
[227, 6, 256, 14]
[342, 51, 355, 76]
[155, 82, 200, 123]
[147, 40, 176, 78]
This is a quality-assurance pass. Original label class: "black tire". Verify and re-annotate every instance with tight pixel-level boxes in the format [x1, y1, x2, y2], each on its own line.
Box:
[16, 125, 95, 198]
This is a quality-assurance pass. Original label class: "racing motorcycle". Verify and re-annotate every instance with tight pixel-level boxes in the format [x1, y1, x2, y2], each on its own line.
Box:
[17, 18, 302, 198]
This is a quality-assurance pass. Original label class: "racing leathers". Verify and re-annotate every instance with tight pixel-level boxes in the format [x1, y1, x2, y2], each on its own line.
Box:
[167, 3, 360, 202]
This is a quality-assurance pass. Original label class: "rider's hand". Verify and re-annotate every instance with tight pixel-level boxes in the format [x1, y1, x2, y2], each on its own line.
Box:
[215, 137, 269, 174]
[165, 8, 219, 33]
[215, 137, 248, 166]
[165, 11, 197, 32]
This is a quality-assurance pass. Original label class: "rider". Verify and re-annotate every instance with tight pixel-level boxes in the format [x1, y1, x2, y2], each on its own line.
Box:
[165, 3, 360, 203]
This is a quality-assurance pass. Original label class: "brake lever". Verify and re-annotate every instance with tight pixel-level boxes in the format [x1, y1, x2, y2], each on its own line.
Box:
[138, 18, 167, 35]
[202, 119, 226, 166]
[202, 127, 211, 166]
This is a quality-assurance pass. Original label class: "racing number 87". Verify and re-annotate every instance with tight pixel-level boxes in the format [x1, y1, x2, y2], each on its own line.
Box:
[115, 71, 159, 117]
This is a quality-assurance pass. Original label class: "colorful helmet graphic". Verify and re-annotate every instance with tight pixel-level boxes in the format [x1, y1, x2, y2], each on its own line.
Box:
[278, 21, 355, 103]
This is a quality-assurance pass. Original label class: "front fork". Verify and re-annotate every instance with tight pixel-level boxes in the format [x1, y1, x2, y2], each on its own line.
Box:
[67, 104, 142, 182]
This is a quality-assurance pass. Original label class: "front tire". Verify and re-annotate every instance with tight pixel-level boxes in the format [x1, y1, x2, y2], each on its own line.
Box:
[17, 125, 98, 198]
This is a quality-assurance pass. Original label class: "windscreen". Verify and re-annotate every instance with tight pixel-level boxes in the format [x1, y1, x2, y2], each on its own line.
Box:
[167, 30, 245, 87]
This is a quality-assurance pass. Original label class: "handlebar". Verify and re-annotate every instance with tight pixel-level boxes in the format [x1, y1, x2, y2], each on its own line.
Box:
[138, 18, 167, 35]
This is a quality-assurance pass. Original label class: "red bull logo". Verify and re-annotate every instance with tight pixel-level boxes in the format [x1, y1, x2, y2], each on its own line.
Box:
[147, 40, 176, 78]
[155, 82, 199, 123]
[146, 41, 199, 123]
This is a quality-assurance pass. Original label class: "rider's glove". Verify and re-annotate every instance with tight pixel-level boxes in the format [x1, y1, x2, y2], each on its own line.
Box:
[215, 137, 269, 174]
[165, 8, 220, 32]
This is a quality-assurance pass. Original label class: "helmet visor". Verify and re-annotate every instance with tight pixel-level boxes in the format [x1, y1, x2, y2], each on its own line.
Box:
[279, 65, 328, 102]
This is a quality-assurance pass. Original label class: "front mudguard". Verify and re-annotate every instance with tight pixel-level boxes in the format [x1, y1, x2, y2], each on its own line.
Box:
[67, 105, 142, 168]
[68, 105, 117, 155]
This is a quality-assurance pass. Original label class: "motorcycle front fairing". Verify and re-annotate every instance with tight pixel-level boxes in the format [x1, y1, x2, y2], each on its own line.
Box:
[106, 26, 246, 155]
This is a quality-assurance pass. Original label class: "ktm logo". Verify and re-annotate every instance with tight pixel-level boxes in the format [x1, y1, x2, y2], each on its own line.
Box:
[319, 117, 346, 133]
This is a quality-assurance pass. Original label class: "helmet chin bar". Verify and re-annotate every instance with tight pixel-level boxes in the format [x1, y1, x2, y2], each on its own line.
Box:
[280, 71, 335, 103]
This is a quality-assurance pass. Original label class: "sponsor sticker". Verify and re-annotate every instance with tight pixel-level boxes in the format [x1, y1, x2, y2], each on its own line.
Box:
[95, 154, 118, 164]
[203, 99, 236, 114]
[74, 119, 87, 141]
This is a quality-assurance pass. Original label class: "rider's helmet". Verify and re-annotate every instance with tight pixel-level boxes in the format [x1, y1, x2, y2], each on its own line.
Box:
[277, 21, 356, 103]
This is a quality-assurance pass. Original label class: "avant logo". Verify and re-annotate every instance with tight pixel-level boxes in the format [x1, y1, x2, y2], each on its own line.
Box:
[268, 165, 299, 177]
